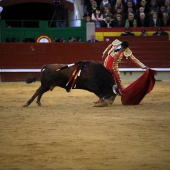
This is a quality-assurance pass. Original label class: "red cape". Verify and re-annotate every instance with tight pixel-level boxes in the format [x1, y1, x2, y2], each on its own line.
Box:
[121, 69, 156, 105]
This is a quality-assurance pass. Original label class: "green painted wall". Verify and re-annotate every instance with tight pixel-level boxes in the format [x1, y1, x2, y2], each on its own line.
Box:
[0, 19, 86, 42]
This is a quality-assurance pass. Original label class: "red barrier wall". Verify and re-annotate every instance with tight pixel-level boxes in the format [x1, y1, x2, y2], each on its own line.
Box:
[0, 36, 170, 81]
[0, 42, 105, 69]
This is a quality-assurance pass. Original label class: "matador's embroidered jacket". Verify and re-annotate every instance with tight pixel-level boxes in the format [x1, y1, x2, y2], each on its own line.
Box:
[103, 40, 146, 90]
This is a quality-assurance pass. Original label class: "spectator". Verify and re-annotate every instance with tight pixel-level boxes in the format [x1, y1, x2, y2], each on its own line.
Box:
[83, 0, 93, 15]
[152, 27, 168, 36]
[113, 0, 124, 13]
[149, 0, 159, 13]
[113, 7, 124, 20]
[149, 12, 161, 27]
[137, 0, 149, 14]
[100, 0, 112, 11]
[160, 12, 170, 27]
[103, 6, 114, 20]
[23, 38, 36, 42]
[125, 0, 137, 5]
[54, 37, 66, 42]
[164, 0, 170, 14]
[83, 13, 88, 20]
[140, 29, 148, 36]
[125, 12, 137, 27]
[83, 0, 97, 16]
[124, 0, 136, 13]
[91, 8, 103, 28]
[84, 14, 92, 23]
[137, 12, 149, 27]
[87, 35, 99, 42]
[69, 37, 77, 42]
[138, 6, 145, 13]
[114, 14, 125, 27]
[102, 8, 114, 28]
[124, 6, 136, 20]
[158, 5, 166, 19]
[136, 6, 145, 18]
[91, 0, 98, 14]
[121, 27, 135, 36]
[149, 8, 157, 19]
[76, 37, 82, 42]
[110, 0, 118, 9]
[102, 15, 114, 27]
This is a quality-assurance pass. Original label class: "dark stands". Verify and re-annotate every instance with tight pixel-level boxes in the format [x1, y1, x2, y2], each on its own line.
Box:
[152, 27, 169, 35]
[121, 27, 135, 36]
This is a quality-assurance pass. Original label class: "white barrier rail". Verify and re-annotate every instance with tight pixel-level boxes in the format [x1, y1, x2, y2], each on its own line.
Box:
[1, 68, 170, 73]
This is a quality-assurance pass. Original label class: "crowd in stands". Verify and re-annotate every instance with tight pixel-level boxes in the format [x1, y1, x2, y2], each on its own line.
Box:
[83, 0, 170, 28]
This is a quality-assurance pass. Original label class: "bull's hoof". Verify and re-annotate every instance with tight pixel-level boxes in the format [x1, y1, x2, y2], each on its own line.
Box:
[108, 96, 116, 105]
[36, 102, 42, 106]
[22, 104, 28, 107]
[93, 98, 102, 104]
[93, 99, 110, 107]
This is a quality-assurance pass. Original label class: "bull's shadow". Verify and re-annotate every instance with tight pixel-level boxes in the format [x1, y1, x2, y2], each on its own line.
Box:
[23, 60, 117, 107]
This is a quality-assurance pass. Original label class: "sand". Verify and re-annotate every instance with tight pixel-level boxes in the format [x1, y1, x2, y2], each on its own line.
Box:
[0, 81, 170, 170]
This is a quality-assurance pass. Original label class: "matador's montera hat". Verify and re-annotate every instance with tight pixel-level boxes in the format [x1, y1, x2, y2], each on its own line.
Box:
[112, 39, 122, 45]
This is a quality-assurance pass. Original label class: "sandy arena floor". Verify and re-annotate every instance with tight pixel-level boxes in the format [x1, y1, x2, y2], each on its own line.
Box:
[0, 81, 170, 170]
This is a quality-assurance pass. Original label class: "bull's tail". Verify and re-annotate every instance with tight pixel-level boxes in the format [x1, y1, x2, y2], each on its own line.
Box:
[25, 65, 47, 84]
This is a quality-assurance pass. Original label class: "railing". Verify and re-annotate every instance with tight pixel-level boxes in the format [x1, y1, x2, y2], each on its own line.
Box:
[0, 19, 86, 42]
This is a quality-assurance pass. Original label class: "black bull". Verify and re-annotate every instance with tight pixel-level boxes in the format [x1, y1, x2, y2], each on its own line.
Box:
[23, 60, 117, 107]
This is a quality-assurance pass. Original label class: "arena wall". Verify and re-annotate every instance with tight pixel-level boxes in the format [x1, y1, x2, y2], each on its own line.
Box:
[0, 36, 170, 82]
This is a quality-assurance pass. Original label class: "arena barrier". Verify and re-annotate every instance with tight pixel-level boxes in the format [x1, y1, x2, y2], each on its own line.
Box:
[1, 37, 170, 81]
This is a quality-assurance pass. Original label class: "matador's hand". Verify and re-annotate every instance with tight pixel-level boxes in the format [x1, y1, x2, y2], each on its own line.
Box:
[144, 66, 149, 69]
